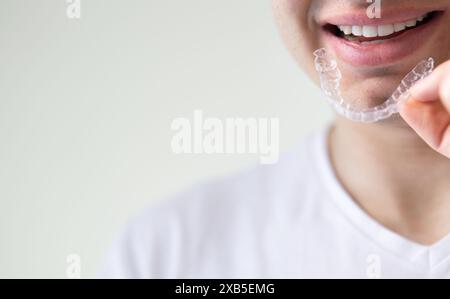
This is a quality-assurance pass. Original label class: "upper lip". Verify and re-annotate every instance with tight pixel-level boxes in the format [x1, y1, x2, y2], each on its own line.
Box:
[317, 6, 446, 26]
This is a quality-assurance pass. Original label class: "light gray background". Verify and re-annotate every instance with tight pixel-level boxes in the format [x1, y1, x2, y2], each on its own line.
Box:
[0, 0, 332, 278]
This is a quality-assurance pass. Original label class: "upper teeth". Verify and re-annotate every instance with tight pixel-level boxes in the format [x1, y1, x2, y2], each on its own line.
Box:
[338, 13, 428, 37]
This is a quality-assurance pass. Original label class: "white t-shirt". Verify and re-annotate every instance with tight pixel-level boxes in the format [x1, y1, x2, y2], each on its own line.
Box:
[99, 126, 450, 279]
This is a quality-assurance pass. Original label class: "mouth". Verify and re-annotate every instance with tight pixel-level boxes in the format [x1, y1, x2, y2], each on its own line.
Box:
[321, 9, 445, 66]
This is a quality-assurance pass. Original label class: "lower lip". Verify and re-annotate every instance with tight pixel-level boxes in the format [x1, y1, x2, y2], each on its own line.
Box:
[323, 13, 444, 67]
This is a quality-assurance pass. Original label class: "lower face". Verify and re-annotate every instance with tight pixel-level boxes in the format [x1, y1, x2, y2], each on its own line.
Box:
[272, 0, 450, 124]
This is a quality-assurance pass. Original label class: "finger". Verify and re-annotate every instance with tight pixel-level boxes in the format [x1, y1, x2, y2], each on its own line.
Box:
[439, 70, 450, 113]
[409, 60, 450, 104]
[400, 60, 450, 157]
[400, 99, 450, 151]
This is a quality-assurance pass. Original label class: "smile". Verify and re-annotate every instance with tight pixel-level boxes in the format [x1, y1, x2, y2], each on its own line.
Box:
[334, 12, 434, 44]
[320, 9, 446, 66]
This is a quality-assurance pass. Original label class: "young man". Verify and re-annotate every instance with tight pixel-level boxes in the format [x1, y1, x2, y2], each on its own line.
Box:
[100, 0, 450, 278]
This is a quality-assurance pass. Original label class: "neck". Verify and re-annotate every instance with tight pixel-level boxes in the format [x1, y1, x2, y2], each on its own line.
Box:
[329, 116, 450, 245]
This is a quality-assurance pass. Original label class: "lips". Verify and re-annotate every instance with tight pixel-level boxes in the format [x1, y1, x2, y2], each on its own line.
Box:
[320, 9, 446, 67]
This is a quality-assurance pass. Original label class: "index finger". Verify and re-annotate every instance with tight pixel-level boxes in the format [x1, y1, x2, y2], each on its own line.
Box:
[399, 60, 450, 157]
[408, 60, 450, 110]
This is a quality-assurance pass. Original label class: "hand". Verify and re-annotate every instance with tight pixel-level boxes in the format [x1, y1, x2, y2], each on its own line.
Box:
[400, 60, 450, 158]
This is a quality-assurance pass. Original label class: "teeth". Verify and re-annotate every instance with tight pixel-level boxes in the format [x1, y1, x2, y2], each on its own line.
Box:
[394, 22, 406, 32]
[352, 25, 363, 36]
[337, 13, 429, 38]
[405, 19, 417, 27]
[362, 26, 378, 37]
[338, 25, 352, 35]
[377, 24, 394, 37]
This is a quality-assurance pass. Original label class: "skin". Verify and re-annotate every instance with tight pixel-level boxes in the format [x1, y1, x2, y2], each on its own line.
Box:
[272, 0, 450, 245]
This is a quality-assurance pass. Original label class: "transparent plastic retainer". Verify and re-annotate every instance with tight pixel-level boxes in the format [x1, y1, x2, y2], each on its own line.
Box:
[313, 48, 435, 123]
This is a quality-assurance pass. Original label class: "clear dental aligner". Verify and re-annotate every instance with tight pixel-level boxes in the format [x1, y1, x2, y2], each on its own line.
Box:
[313, 48, 435, 123]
